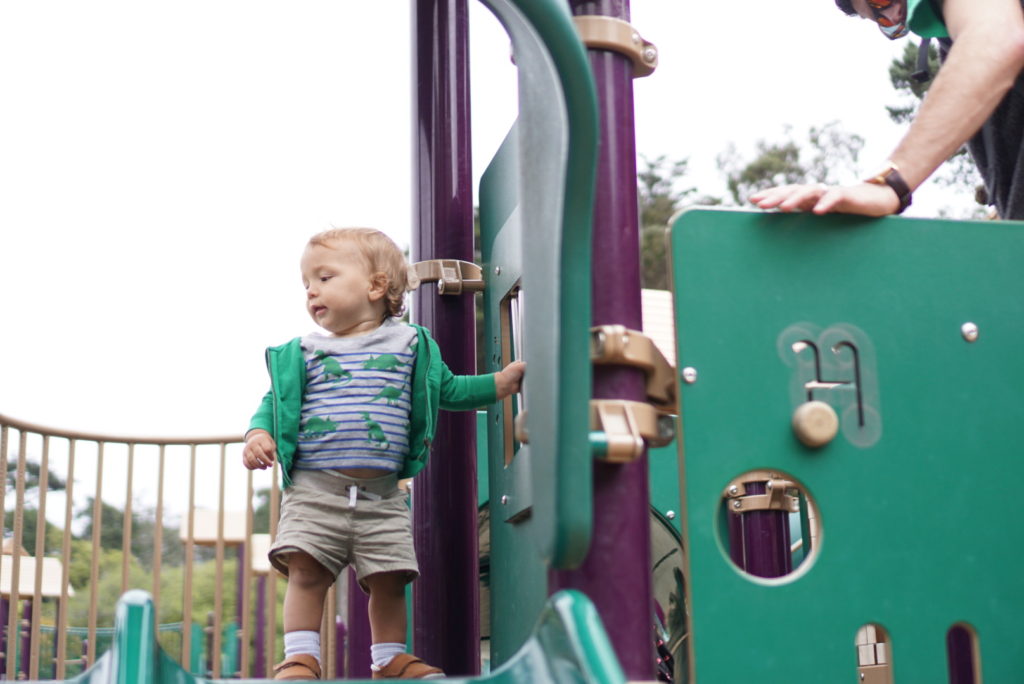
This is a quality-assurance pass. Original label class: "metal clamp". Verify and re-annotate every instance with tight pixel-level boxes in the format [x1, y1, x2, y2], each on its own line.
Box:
[590, 399, 675, 462]
[591, 325, 677, 415]
[573, 15, 658, 78]
[412, 259, 484, 295]
[723, 472, 800, 514]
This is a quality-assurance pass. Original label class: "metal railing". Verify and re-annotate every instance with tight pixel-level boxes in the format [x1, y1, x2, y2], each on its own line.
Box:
[0, 413, 340, 680]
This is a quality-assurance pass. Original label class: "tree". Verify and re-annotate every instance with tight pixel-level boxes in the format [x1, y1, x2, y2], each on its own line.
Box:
[718, 122, 865, 206]
[637, 155, 719, 290]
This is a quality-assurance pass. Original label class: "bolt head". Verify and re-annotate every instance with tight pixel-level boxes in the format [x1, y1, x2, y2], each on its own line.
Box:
[643, 47, 658, 62]
[732, 500, 742, 510]
[501, 495, 508, 505]
[682, 367, 698, 384]
[728, 485, 739, 496]
[961, 321, 979, 342]
[666, 510, 676, 520]
[494, 266, 502, 275]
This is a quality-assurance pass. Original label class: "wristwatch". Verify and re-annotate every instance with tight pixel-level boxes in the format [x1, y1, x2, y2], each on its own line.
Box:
[866, 161, 912, 214]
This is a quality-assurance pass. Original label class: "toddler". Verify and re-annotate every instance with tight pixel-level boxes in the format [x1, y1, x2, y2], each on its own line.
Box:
[243, 227, 524, 680]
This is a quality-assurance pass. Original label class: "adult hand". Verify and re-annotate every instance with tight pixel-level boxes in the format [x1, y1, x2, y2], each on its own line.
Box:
[750, 181, 900, 217]
[243, 429, 277, 470]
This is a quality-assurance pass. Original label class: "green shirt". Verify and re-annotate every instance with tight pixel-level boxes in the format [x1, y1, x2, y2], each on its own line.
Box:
[907, 0, 948, 38]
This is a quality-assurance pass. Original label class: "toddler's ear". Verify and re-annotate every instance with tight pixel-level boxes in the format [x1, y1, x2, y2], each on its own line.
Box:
[369, 272, 389, 299]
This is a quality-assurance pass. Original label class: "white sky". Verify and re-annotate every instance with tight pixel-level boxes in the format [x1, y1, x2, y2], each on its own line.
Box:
[1, 0, 926, 447]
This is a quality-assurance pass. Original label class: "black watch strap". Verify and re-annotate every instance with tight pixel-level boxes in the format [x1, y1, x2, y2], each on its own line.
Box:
[866, 162, 912, 214]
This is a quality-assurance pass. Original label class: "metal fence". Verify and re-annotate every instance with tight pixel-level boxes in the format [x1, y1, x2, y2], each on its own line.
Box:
[0, 413, 342, 680]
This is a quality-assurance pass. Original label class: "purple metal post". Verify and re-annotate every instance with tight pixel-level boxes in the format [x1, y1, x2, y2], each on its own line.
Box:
[550, 1, 654, 679]
[0, 597, 7, 674]
[946, 625, 976, 684]
[736, 482, 791, 578]
[346, 568, 372, 679]
[20, 600, 31, 679]
[411, 0, 479, 676]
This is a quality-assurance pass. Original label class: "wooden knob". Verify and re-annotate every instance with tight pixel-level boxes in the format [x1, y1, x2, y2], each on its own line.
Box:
[792, 401, 839, 448]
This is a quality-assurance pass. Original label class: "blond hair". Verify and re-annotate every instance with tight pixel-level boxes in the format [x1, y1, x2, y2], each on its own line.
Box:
[307, 227, 416, 319]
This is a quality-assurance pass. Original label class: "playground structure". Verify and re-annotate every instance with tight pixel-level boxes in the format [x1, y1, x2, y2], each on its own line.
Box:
[2, 0, 1023, 682]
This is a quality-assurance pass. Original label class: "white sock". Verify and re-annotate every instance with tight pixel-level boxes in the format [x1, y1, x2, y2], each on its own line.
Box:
[284, 630, 321, 664]
[370, 642, 406, 669]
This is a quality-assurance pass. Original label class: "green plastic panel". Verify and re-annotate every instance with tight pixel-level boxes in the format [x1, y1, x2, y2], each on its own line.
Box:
[475, 0, 598, 667]
[37, 590, 625, 684]
[671, 208, 1024, 682]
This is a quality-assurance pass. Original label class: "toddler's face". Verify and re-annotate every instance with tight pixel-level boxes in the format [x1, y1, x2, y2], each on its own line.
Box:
[300, 239, 381, 336]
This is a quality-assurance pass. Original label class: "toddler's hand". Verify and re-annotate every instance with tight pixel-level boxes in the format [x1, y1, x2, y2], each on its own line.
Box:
[495, 360, 526, 400]
[243, 430, 277, 470]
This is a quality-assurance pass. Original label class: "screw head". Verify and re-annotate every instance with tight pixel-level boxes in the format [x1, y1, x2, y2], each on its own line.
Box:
[494, 266, 502, 275]
[666, 510, 676, 520]
[643, 46, 658, 63]
[728, 485, 739, 496]
[732, 500, 742, 510]
[501, 495, 509, 505]
[682, 367, 698, 384]
[961, 322, 979, 342]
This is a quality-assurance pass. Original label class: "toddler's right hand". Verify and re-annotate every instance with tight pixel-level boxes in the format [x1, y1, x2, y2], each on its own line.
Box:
[243, 430, 277, 470]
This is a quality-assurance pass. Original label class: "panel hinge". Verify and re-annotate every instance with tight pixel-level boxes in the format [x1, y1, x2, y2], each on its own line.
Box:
[573, 15, 658, 77]
[723, 472, 800, 513]
[590, 399, 675, 463]
[412, 259, 484, 295]
[590, 325, 677, 415]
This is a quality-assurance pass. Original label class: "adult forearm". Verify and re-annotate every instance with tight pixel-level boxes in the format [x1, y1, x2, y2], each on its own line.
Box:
[891, 1, 1024, 189]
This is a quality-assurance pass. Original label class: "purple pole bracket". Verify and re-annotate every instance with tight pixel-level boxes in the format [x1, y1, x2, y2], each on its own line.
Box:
[411, 0, 480, 676]
[551, 1, 655, 680]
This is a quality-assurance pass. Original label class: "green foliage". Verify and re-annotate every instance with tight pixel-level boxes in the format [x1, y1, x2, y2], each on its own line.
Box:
[886, 41, 941, 124]
[637, 155, 720, 290]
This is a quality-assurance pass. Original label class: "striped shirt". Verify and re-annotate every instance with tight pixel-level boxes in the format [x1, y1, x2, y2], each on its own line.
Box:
[294, 319, 417, 473]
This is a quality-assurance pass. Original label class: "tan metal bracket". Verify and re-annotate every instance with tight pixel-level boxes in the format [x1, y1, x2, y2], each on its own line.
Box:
[590, 325, 677, 414]
[412, 259, 484, 295]
[590, 399, 674, 463]
[573, 15, 658, 78]
[723, 471, 800, 513]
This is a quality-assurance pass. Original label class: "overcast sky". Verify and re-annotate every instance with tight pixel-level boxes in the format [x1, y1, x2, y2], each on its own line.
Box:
[1, 1, 917, 445]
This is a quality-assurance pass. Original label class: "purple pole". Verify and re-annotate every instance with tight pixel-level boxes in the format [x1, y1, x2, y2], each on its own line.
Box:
[946, 625, 976, 684]
[736, 481, 791, 578]
[0, 597, 8, 674]
[254, 575, 266, 679]
[411, 0, 479, 676]
[20, 600, 31, 679]
[551, 1, 654, 679]
[346, 569, 372, 679]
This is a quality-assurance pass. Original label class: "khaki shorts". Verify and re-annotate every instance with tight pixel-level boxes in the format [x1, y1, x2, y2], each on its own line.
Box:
[270, 469, 418, 593]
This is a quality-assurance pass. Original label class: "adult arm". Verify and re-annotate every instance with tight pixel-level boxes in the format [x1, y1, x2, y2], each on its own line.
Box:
[751, 0, 1024, 216]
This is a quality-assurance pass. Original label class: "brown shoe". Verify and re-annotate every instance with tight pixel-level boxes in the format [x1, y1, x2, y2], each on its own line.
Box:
[273, 654, 322, 680]
[371, 652, 444, 679]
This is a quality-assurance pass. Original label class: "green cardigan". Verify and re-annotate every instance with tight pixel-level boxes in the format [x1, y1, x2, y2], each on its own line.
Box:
[248, 323, 497, 486]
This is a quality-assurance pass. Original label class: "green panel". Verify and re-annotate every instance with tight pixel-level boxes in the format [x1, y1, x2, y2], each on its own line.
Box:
[477, 0, 598, 571]
[671, 208, 1024, 682]
[474, 0, 598, 667]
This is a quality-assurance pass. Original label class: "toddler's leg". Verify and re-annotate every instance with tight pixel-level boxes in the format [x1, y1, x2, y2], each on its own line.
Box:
[275, 552, 335, 681]
[363, 571, 443, 679]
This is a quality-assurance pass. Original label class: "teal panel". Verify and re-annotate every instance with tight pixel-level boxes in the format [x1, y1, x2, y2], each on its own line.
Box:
[474, 0, 598, 667]
[477, 0, 598, 570]
[671, 208, 1024, 682]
